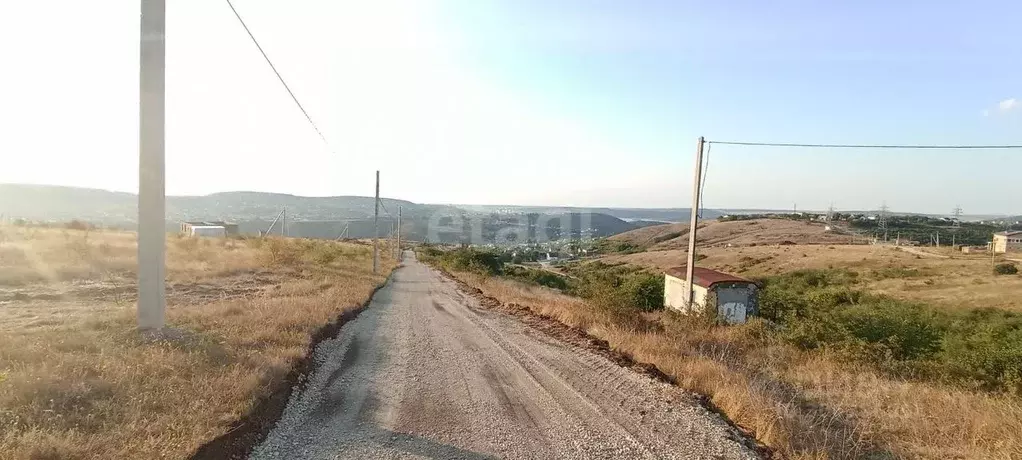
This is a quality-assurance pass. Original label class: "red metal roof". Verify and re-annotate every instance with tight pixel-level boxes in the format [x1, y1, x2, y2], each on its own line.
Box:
[665, 266, 754, 288]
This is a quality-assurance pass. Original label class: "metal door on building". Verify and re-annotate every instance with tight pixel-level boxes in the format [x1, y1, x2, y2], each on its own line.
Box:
[715, 287, 748, 324]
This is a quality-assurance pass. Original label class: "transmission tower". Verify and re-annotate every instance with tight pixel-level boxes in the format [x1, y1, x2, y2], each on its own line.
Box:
[951, 205, 962, 247]
[826, 203, 835, 222]
[877, 202, 889, 242]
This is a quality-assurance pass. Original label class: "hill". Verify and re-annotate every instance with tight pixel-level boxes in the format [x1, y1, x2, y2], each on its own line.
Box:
[452, 204, 725, 223]
[0, 184, 432, 223]
[0, 184, 637, 242]
[609, 218, 860, 251]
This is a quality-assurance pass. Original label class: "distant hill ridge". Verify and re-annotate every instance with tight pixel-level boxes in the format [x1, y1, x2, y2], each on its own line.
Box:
[0, 184, 636, 241]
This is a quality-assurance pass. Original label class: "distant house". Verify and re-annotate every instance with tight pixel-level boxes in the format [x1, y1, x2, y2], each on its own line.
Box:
[181, 220, 239, 236]
[993, 231, 1022, 254]
[663, 267, 759, 324]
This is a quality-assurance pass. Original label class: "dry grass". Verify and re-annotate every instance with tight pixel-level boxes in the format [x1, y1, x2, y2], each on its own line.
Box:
[608, 244, 1022, 312]
[0, 225, 397, 459]
[610, 218, 859, 251]
[451, 272, 1022, 459]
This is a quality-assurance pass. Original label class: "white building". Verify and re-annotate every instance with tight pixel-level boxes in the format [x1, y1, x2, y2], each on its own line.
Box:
[993, 231, 1022, 254]
[188, 225, 227, 237]
[664, 267, 759, 324]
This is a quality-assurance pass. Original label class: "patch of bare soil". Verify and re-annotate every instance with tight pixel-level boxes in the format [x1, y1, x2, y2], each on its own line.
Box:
[0, 269, 286, 306]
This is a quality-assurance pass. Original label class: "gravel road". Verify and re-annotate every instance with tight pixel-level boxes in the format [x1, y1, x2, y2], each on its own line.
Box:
[250, 252, 759, 459]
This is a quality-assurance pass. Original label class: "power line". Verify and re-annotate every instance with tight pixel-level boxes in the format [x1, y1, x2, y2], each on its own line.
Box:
[706, 141, 1022, 149]
[698, 142, 711, 218]
[378, 199, 394, 219]
[224, 0, 332, 148]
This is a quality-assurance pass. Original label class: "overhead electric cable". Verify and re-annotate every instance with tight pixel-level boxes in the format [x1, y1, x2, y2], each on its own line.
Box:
[225, 0, 332, 148]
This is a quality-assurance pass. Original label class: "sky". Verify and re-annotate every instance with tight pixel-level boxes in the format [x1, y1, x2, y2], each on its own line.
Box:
[0, 0, 1019, 214]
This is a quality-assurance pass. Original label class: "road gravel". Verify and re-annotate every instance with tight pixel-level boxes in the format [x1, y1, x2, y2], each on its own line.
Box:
[250, 252, 759, 459]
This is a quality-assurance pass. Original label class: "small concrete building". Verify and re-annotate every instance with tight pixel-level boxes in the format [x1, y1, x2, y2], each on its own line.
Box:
[993, 231, 1022, 254]
[187, 225, 227, 237]
[181, 220, 239, 236]
[664, 267, 758, 324]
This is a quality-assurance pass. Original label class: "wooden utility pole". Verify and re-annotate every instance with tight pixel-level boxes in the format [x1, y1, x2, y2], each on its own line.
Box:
[373, 170, 379, 274]
[397, 206, 402, 260]
[685, 137, 705, 310]
[138, 0, 166, 330]
[282, 206, 287, 237]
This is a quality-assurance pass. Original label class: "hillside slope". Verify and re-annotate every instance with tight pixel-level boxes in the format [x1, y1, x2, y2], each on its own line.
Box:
[610, 218, 858, 250]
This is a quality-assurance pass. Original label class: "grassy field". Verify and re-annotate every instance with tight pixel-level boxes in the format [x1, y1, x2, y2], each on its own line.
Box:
[607, 218, 863, 251]
[0, 225, 397, 459]
[607, 244, 1022, 312]
[422, 245, 1022, 459]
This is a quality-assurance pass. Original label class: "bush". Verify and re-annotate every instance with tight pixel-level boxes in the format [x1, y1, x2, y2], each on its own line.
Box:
[761, 268, 1022, 394]
[503, 265, 569, 290]
[419, 247, 505, 276]
[593, 240, 645, 254]
[264, 238, 302, 266]
[994, 263, 1018, 275]
[65, 219, 93, 231]
[620, 273, 664, 312]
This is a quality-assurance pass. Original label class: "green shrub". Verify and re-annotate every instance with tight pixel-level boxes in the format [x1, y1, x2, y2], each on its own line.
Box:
[834, 300, 943, 361]
[761, 268, 1022, 394]
[503, 265, 569, 290]
[593, 240, 645, 254]
[619, 273, 664, 312]
[418, 247, 505, 276]
[994, 263, 1018, 275]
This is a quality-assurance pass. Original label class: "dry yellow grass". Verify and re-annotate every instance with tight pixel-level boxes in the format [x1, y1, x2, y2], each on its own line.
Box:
[610, 218, 859, 250]
[608, 244, 1022, 312]
[0, 225, 397, 459]
[451, 271, 1022, 459]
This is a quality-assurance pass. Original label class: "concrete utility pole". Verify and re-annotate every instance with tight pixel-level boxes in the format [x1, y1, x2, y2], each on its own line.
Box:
[335, 222, 349, 241]
[262, 208, 284, 238]
[685, 137, 705, 309]
[282, 206, 287, 237]
[397, 206, 402, 260]
[138, 0, 166, 330]
[373, 170, 380, 274]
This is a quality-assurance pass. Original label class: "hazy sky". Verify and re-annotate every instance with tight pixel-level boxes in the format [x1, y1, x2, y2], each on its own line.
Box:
[1, 1, 1019, 214]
